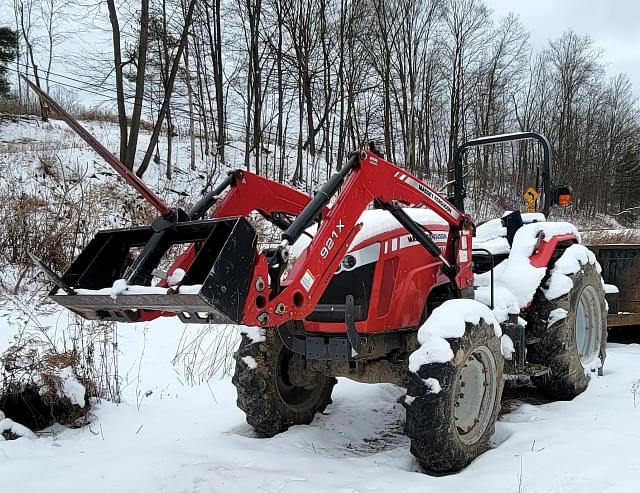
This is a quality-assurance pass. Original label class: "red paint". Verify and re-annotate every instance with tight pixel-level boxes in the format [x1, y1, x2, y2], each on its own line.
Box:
[377, 257, 399, 317]
[529, 234, 578, 268]
[240, 152, 470, 328]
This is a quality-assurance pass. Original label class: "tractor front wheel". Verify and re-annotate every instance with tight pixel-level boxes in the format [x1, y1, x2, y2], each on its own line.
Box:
[232, 327, 336, 437]
[405, 320, 504, 474]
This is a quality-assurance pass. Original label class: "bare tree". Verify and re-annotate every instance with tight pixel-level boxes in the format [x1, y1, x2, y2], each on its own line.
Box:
[17, 0, 49, 121]
[106, 0, 129, 164]
[443, 0, 489, 193]
[136, 0, 197, 177]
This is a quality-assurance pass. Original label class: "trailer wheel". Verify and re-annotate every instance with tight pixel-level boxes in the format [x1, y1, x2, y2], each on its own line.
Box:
[405, 320, 504, 474]
[232, 328, 336, 437]
[526, 257, 607, 399]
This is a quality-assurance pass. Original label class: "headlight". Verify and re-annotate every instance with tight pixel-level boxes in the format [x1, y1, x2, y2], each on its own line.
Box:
[342, 254, 357, 270]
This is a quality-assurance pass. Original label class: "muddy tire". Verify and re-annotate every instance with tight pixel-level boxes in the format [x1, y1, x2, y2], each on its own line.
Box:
[526, 254, 607, 400]
[405, 320, 504, 474]
[232, 328, 336, 437]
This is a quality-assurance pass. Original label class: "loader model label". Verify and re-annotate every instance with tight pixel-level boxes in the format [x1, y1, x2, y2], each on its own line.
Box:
[402, 176, 460, 220]
[320, 220, 345, 259]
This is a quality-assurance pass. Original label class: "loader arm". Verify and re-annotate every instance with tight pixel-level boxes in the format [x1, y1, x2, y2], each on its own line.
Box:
[213, 170, 314, 218]
[240, 151, 473, 327]
[162, 169, 315, 282]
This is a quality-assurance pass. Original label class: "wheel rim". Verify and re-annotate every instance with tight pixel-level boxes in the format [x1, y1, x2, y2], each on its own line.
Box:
[454, 345, 498, 445]
[275, 349, 322, 412]
[575, 285, 603, 367]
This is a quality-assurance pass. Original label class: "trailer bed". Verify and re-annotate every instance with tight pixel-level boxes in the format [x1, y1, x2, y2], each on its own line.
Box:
[586, 242, 640, 328]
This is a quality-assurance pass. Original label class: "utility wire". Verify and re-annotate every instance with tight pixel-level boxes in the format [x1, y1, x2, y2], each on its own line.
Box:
[6, 63, 389, 163]
[5, 64, 349, 155]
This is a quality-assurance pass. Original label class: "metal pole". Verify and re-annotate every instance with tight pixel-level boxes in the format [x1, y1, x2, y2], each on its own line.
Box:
[20, 75, 171, 216]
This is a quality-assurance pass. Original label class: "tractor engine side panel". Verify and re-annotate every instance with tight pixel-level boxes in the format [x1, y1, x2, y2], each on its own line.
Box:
[303, 226, 451, 334]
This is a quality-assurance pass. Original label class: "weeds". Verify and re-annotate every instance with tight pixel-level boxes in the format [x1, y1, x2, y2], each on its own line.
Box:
[517, 456, 524, 493]
[0, 294, 120, 425]
[632, 378, 640, 408]
[173, 324, 241, 385]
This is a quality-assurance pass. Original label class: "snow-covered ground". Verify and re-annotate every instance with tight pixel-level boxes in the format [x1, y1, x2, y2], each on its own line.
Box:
[0, 312, 638, 492]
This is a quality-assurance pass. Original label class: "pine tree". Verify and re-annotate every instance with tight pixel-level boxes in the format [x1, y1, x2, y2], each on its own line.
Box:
[0, 27, 18, 97]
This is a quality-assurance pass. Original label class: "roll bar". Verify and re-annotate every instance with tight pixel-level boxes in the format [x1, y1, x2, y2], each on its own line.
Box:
[452, 132, 554, 217]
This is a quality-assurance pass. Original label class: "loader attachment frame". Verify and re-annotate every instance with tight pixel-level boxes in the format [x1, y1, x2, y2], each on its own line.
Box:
[50, 217, 257, 324]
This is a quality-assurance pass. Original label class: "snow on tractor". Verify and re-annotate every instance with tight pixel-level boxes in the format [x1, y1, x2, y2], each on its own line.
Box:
[27, 79, 607, 474]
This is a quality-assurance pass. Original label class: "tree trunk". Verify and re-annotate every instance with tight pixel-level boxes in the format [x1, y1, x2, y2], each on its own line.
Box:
[137, 0, 197, 178]
[126, 0, 150, 170]
[106, 0, 128, 165]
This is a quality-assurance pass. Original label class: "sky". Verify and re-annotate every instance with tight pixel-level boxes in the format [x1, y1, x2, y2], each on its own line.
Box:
[485, 0, 640, 97]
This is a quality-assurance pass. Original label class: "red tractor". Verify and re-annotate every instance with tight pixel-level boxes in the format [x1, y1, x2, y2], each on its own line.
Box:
[29, 81, 607, 474]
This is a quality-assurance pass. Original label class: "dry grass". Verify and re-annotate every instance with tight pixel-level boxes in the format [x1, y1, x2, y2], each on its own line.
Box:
[0, 295, 120, 431]
[580, 229, 640, 245]
[0, 100, 42, 118]
[0, 140, 123, 432]
[173, 324, 241, 384]
[0, 98, 153, 130]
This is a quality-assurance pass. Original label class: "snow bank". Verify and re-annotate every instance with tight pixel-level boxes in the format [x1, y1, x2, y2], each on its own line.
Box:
[408, 299, 501, 373]
[0, 418, 37, 440]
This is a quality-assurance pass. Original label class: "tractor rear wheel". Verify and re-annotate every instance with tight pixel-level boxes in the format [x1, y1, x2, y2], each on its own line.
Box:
[526, 254, 607, 399]
[405, 320, 504, 474]
[232, 327, 336, 437]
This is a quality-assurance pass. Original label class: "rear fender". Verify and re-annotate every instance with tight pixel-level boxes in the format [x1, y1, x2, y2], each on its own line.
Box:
[529, 234, 579, 268]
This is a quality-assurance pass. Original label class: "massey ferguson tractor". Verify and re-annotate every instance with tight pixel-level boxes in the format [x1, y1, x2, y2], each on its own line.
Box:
[27, 79, 607, 474]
